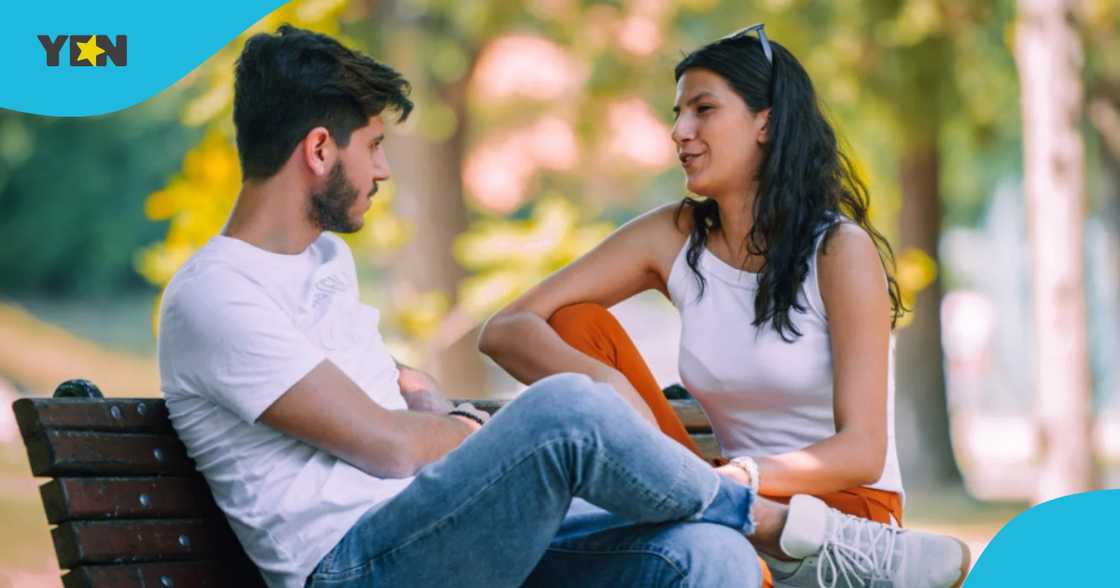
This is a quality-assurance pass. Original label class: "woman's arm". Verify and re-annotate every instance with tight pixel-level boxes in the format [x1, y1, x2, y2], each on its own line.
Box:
[720, 223, 892, 496]
[479, 204, 688, 424]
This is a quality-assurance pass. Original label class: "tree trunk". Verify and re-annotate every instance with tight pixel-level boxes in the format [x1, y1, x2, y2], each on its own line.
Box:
[385, 95, 488, 398]
[1015, 0, 1095, 502]
[378, 8, 489, 399]
[1088, 83, 1120, 231]
[894, 136, 963, 489]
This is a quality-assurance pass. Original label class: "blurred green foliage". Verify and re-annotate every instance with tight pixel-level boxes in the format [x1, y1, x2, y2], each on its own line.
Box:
[0, 0, 1116, 332]
[0, 99, 201, 296]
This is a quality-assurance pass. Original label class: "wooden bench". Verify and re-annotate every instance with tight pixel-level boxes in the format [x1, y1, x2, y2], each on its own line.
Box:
[11, 379, 718, 588]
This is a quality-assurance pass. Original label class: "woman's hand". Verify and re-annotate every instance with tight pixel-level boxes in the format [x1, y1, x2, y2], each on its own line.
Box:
[716, 462, 753, 487]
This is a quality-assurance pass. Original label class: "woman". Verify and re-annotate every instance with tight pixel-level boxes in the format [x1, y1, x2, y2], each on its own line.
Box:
[480, 25, 962, 587]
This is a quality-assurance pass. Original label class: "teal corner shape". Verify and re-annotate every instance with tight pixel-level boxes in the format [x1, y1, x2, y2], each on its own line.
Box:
[964, 489, 1119, 586]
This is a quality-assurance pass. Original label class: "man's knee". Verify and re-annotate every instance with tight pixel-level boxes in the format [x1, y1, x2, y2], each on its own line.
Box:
[516, 373, 607, 414]
[508, 373, 628, 430]
[669, 523, 760, 587]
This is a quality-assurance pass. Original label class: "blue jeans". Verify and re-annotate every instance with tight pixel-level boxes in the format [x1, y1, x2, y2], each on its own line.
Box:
[305, 373, 761, 587]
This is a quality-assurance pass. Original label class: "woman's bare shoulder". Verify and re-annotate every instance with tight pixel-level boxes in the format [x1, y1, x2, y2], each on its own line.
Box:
[819, 221, 879, 265]
[817, 220, 889, 303]
[637, 200, 692, 248]
[631, 201, 693, 238]
[614, 201, 693, 283]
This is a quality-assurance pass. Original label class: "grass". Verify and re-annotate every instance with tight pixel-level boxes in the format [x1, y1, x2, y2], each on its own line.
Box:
[904, 485, 1028, 572]
[11, 293, 158, 356]
[0, 301, 159, 397]
[0, 443, 59, 584]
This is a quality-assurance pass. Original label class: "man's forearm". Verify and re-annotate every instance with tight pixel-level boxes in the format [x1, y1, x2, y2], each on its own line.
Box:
[357, 410, 474, 478]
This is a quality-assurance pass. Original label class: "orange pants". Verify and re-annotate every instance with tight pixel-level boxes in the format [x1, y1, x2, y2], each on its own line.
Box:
[548, 303, 903, 586]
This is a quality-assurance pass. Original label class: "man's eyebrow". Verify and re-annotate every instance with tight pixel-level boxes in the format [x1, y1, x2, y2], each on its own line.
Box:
[672, 91, 717, 112]
[370, 133, 385, 145]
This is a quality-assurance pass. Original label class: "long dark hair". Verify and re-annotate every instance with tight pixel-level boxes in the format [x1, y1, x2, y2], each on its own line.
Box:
[673, 33, 904, 341]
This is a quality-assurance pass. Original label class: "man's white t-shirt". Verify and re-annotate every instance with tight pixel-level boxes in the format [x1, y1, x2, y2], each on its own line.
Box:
[158, 233, 413, 588]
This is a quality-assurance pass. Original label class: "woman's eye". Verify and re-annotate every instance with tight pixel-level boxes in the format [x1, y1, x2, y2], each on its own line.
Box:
[697, 105, 713, 113]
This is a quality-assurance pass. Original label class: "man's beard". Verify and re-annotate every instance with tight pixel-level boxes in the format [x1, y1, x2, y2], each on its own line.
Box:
[309, 161, 363, 233]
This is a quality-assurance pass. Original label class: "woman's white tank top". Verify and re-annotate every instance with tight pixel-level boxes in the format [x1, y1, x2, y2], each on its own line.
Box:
[666, 224, 903, 494]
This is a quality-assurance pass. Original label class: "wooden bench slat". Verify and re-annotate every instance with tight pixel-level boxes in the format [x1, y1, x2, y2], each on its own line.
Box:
[462, 399, 504, 415]
[26, 430, 196, 477]
[61, 560, 265, 588]
[41, 477, 218, 523]
[13, 398, 173, 438]
[14, 397, 712, 434]
[667, 399, 711, 432]
[460, 398, 713, 433]
[693, 433, 719, 461]
[51, 519, 240, 568]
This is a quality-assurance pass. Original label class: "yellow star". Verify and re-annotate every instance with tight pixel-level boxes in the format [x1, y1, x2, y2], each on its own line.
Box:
[75, 36, 105, 66]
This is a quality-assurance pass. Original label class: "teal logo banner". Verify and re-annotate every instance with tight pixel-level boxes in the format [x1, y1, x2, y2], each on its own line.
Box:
[37, 35, 128, 67]
[2, 1, 289, 116]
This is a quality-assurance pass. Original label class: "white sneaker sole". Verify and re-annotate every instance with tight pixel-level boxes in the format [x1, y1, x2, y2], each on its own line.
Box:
[950, 538, 972, 588]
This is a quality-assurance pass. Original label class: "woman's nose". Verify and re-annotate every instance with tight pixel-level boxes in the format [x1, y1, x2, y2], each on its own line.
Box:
[672, 116, 697, 145]
[671, 121, 689, 145]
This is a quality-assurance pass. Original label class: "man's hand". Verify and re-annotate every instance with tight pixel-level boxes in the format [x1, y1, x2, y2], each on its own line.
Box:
[449, 414, 483, 433]
[259, 360, 472, 479]
[397, 365, 454, 414]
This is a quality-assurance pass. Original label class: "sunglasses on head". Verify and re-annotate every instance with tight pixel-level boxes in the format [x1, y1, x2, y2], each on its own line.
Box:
[721, 22, 773, 66]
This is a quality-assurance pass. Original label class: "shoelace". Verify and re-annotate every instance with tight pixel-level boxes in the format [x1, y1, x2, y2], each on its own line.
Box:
[816, 513, 901, 588]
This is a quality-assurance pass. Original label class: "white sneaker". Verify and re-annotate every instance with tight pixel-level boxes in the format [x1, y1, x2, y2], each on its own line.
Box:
[767, 495, 971, 588]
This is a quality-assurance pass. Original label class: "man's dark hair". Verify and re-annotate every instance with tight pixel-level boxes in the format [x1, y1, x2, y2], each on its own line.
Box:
[233, 24, 413, 180]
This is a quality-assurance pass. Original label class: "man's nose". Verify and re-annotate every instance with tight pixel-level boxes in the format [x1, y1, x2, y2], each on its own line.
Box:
[373, 154, 392, 182]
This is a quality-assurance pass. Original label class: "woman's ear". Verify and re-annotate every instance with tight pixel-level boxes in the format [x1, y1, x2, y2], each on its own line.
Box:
[757, 108, 771, 144]
[302, 127, 334, 176]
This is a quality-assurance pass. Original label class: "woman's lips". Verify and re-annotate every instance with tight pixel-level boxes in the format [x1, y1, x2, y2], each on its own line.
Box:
[679, 152, 703, 170]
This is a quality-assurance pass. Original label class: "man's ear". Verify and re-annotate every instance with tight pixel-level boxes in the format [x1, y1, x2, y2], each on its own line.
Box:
[302, 127, 335, 176]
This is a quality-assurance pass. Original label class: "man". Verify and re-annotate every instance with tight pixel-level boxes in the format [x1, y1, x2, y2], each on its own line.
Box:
[158, 25, 970, 588]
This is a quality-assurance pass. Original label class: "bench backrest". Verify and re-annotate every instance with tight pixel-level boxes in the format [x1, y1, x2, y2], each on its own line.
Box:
[12, 392, 267, 588]
[11, 381, 716, 588]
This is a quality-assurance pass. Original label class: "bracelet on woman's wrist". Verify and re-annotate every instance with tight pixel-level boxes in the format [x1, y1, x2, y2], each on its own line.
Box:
[729, 456, 761, 495]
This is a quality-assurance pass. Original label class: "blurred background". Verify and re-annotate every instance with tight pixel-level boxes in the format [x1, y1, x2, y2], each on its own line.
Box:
[1, 0, 1117, 584]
